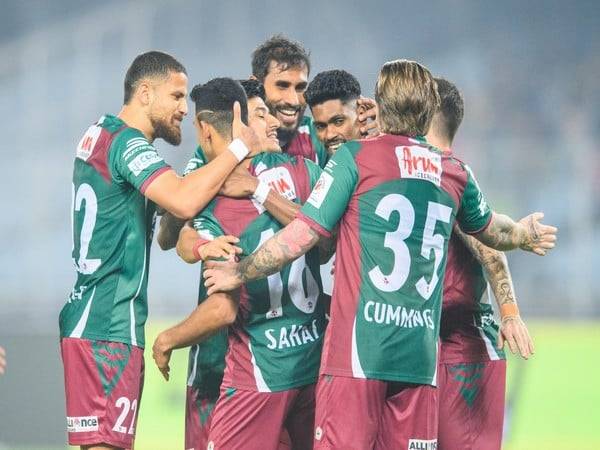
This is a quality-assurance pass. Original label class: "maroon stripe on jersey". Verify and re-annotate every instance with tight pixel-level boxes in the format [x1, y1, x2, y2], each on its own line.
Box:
[285, 133, 316, 162]
[320, 194, 362, 376]
[87, 128, 116, 183]
[214, 197, 259, 238]
[297, 213, 332, 238]
[439, 157, 468, 214]
[289, 158, 312, 203]
[465, 214, 493, 235]
[140, 166, 170, 194]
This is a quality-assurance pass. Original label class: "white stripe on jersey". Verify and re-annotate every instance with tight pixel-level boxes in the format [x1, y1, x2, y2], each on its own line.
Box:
[129, 199, 148, 347]
[351, 318, 366, 378]
[70, 286, 97, 338]
[248, 341, 271, 392]
[187, 345, 200, 387]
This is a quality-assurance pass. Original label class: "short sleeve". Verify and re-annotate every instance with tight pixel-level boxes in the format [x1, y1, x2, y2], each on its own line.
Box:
[110, 128, 170, 193]
[457, 164, 493, 234]
[303, 157, 324, 190]
[298, 143, 359, 236]
[183, 146, 208, 176]
[192, 204, 225, 241]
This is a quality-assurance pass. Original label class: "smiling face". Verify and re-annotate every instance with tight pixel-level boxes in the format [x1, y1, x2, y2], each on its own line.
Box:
[148, 71, 188, 145]
[311, 98, 361, 155]
[262, 61, 308, 145]
[248, 96, 281, 152]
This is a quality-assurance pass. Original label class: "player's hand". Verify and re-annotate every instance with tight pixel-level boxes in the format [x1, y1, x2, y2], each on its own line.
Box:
[231, 101, 261, 157]
[203, 258, 243, 295]
[219, 165, 259, 198]
[497, 315, 535, 359]
[357, 96, 379, 137]
[517, 212, 557, 255]
[0, 346, 6, 375]
[199, 236, 243, 261]
[152, 334, 172, 381]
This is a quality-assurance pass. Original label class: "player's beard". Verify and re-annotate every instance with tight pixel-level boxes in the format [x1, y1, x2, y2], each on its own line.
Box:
[151, 114, 182, 146]
[266, 100, 305, 148]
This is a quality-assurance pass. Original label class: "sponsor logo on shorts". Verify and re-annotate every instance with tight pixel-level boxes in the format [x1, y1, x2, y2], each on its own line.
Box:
[207, 441, 215, 450]
[408, 439, 437, 450]
[127, 151, 163, 176]
[397, 145, 442, 186]
[307, 172, 333, 209]
[67, 416, 99, 433]
[314, 426, 323, 441]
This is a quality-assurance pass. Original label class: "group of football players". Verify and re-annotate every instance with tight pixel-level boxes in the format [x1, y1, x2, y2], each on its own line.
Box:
[62, 35, 557, 450]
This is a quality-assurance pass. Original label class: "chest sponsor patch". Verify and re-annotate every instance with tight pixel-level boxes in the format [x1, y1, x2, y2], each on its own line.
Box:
[67, 415, 99, 433]
[76, 124, 103, 161]
[408, 439, 437, 450]
[257, 166, 297, 201]
[306, 172, 333, 209]
[397, 145, 442, 186]
[127, 151, 164, 176]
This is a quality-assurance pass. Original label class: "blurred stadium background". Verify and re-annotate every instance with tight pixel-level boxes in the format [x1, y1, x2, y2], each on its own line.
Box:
[0, 0, 598, 448]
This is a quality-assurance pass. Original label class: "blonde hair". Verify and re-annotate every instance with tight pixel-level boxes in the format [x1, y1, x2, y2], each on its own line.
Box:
[375, 59, 440, 136]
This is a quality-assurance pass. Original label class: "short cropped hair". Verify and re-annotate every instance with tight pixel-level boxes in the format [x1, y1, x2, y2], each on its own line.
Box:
[304, 70, 361, 108]
[123, 51, 186, 104]
[375, 59, 440, 137]
[251, 34, 310, 81]
[189, 78, 248, 139]
[239, 79, 266, 101]
[433, 77, 464, 142]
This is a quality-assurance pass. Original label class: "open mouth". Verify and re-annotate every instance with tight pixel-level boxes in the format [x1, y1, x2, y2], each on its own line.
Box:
[326, 141, 345, 152]
[276, 107, 300, 125]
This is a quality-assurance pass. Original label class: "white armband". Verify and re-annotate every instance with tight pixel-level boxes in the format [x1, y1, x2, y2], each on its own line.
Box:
[228, 138, 249, 162]
[252, 180, 271, 205]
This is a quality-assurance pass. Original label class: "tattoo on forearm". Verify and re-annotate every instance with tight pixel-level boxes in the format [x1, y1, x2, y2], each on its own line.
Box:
[237, 219, 320, 283]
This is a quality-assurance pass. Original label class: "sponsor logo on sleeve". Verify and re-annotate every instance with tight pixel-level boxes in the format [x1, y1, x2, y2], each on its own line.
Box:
[307, 172, 334, 209]
[257, 166, 297, 201]
[408, 439, 437, 450]
[76, 125, 103, 161]
[127, 151, 164, 176]
[67, 416, 99, 433]
[397, 146, 442, 186]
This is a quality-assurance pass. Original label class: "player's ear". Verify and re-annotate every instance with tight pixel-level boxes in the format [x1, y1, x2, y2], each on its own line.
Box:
[198, 120, 212, 140]
[249, 74, 258, 81]
[137, 80, 153, 107]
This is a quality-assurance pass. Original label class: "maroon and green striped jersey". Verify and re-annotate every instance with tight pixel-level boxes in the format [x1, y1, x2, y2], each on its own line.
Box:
[298, 134, 493, 385]
[441, 150, 505, 363]
[192, 152, 326, 393]
[60, 115, 170, 348]
[284, 116, 328, 168]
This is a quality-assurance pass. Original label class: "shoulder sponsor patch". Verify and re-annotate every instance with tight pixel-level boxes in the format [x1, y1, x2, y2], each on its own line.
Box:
[76, 124, 103, 161]
[257, 166, 297, 201]
[67, 416, 99, 433]
[307, 172, 333, 209]
[127, 151, 164, 176]
[396, 145, 442, 186]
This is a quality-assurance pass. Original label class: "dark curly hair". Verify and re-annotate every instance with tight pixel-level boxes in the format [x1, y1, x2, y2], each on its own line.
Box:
[251, 34, 310, 81]
[304, 69, 361, 108]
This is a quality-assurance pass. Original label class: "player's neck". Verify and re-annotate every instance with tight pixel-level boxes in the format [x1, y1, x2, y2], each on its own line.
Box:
[425, 131, 451, 152]
[117, 105, 155, 142]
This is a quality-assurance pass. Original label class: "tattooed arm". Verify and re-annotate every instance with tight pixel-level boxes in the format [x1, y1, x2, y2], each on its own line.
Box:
[474, 212, 557, 255]
[203, 218, 321, 295]
[455, 227, 534, 359]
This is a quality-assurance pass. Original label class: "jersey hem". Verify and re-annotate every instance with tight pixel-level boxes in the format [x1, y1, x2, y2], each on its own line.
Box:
[224, 375, 317, 393]
[439, 352, 506, 364]
[321, 367, 435, 386]
[59, 333, 145, 349]
[464, 213, 493, 235]
[296, 212, 332, 238]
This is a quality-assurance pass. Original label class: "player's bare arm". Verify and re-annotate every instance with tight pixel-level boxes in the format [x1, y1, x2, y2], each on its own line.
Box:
[455, 226, 534, 359]
[204, 218, 320, 295]
[175, 223, 242, 264]
[474, 212, 557, 255]
[145, 102, 262, 219]
[152, 291, 239, 381]
[157, 212, 186, 250]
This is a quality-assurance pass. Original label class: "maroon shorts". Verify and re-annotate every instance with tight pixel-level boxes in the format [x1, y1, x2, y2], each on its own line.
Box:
[185, 386, 217, 450]
[60, 337, 144, 449]
[314, 374, 438, 450]
[437, 359, 506, 450]
[207, 384, 314, 450]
